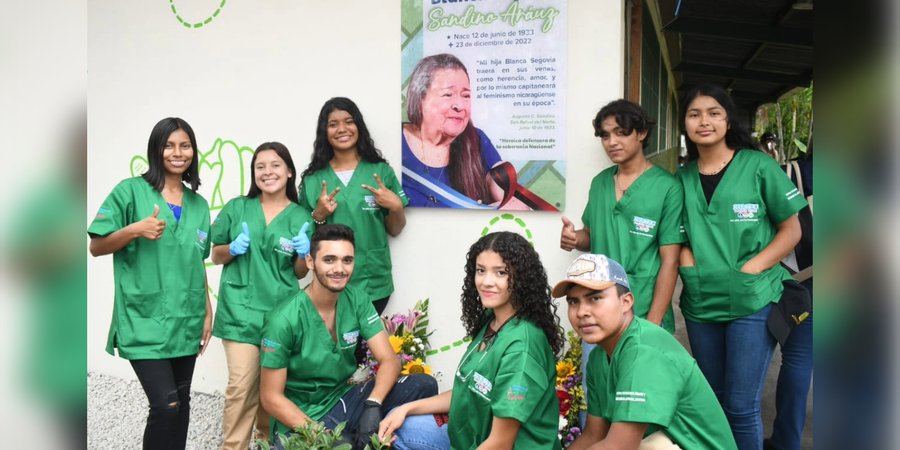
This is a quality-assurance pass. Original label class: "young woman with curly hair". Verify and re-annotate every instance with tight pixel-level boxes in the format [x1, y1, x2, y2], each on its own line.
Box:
[298, 97, 407, 314]
[378, 231, 564, 449]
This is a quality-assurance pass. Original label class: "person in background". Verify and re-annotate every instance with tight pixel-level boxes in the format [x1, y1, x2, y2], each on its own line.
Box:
[299, 97, 407, 315]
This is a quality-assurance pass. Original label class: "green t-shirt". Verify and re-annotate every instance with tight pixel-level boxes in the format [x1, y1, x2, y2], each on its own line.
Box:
[448, 317, 562, 450]
[88, 177, 211, 359]
[581, 165, 686, 332]
[259, 287, 383, 431]
[586, 318, 737, 450]
[298, 160, 407, 300]
[676, 150, 808, 322]
[210, 196, 314, 344]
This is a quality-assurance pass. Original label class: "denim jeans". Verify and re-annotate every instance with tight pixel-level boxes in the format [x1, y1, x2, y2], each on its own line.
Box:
[274, 374, 437, 449]
[686, 304, 775, 450]
[392, 414, 451, 450]
[768, 281, 813, 450]
[129, 355, 197, 450]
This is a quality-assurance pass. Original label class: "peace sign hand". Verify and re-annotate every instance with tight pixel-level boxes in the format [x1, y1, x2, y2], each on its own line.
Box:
[361, 173, 402, 212]
[316, 180, 340, 220]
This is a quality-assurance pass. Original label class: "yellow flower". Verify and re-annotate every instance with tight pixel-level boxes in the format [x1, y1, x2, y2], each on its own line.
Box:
[402, 358, 432, 375]
[556, 360, 576, 385]
[389, 335, 404, 354]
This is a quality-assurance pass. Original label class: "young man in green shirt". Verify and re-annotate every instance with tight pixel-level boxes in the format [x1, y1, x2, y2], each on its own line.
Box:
[555, 254, 737, 450]
[260, 224, 436, 449]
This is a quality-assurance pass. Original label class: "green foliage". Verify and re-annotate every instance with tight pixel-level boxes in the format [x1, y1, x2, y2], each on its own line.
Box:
[754, 84, 814, 161]
[255, 421, 391, 450]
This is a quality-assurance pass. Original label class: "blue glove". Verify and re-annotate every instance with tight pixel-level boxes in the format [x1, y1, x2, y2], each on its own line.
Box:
[229, 222, 251, 256]
[292, 222, 310, 257]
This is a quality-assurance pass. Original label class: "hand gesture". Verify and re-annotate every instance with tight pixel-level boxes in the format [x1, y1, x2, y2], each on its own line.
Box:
[361, 173, 403, 212]
[316, 180, 340, 219]
[560, 216, 577, 251]
[292, 222, 310, 257]
[229, 222, 251, 256]
[133, 204, 166, 240]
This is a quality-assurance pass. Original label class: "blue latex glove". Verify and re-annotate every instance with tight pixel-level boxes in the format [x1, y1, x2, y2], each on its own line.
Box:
[229, 222, 251, 256]
[292, 222, 310, 257]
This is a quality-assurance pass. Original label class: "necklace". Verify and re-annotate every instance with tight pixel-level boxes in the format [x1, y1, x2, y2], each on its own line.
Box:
[614, 162, 652, 193]
[698, 154, 733, 176]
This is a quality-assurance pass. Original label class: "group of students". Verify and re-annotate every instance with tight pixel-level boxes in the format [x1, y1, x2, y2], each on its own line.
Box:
[89, 83, 810, 450]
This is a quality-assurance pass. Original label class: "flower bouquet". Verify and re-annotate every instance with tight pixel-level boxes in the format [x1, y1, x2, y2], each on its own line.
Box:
[352, 299, 433, 383]
[556, 330, 586, 447]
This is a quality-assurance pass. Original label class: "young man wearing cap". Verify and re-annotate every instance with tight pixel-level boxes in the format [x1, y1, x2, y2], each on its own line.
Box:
[259, 224, 436, 449]
[555, 254, 737, 450]
[560, 99, 684, 334]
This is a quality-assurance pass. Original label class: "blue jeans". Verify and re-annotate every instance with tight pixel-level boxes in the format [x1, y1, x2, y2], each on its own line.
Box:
[274, 374, 437, 449]
[768, 282, 813, 450]
[686, 304, 775, 450]
[392, 414, 451, 450]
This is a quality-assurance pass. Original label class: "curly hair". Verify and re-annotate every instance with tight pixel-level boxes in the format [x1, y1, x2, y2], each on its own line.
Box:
[300, 97, 387, 181]
[460, 231, 564, 355]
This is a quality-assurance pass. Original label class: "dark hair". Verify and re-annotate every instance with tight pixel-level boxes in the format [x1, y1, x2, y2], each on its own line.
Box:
[593, 99, 656, 149]
[300, 97, 387, 181]
[142, 117, 201, 192]
[309, 223, 355, 257]
[615, 284, 631, 297]
[246, 141, 299, 203]
[406, 53, 491, 203]
[460, 232, 564, 355]
[679, 84, 759, 161]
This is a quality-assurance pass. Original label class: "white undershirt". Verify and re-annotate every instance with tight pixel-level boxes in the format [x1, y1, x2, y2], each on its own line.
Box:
[335, 169, 354, 187]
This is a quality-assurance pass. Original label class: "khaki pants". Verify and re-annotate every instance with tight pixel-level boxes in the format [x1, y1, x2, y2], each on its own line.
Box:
[640, 431, 682, 450]
[221, 340, 270, 450]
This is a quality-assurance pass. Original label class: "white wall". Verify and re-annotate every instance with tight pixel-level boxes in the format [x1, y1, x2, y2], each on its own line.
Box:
[87, 0, 624, 394]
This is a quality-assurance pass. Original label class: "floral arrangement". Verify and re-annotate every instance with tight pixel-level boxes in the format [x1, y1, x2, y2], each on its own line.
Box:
[353, 299, 433, 383]
[556, 330, 586, 447]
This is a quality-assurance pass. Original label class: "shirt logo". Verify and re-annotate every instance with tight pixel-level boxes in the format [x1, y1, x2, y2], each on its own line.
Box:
[96, 207, 111, 219]
[342, 330, 360, 346]
[277, 237, 294, 255]
[615, 391, 647, 403]
[363, 195, 378, 210]
[261, 337, 281, 353]
[507, 384, 527, 401]
[732, 203, 760, 222]
[196, 229, 208, 248]
[471, 372, 493, 399]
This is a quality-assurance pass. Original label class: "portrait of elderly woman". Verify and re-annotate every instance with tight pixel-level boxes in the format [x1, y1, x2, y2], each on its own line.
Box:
[402, 53, 555, 210]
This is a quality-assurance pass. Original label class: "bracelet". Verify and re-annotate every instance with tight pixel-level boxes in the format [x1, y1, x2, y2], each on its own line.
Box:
[311, 209, 326, 225]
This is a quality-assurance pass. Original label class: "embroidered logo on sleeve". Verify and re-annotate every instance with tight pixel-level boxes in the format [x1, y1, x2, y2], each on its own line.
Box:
[95, 207, 112, 219]
[785, 187, 801, 200]
[507, 384, 528, 401]
[731, 203, 760, 222]
[470, 372, 493, 399]
[366, 313, 380, 325]
[261, 337, 282, 353]
[630, 216, 657, 237]
[615, 391, 647, 403]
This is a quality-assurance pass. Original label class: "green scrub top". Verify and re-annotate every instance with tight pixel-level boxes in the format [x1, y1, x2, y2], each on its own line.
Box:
[298, 160, 407, 300]
[88, 177, 211, 360]
[259, 286, 383, 431]
[586, 318, 737, 450]
[676, 150, 807, 322]
[448, 316, 562, 450]
[581, 165, 686, 332]
[210, 196, 314, 345]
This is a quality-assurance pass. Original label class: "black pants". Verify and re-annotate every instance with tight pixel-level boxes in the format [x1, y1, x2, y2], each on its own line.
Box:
[130, 355, 197, 450]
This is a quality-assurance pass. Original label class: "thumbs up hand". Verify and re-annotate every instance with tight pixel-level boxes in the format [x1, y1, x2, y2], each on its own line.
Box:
[229, 222, 251, 256]
[133, 204, 167, 240]
[292, 222, 311, 257]
[560, 216, 578, 251]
